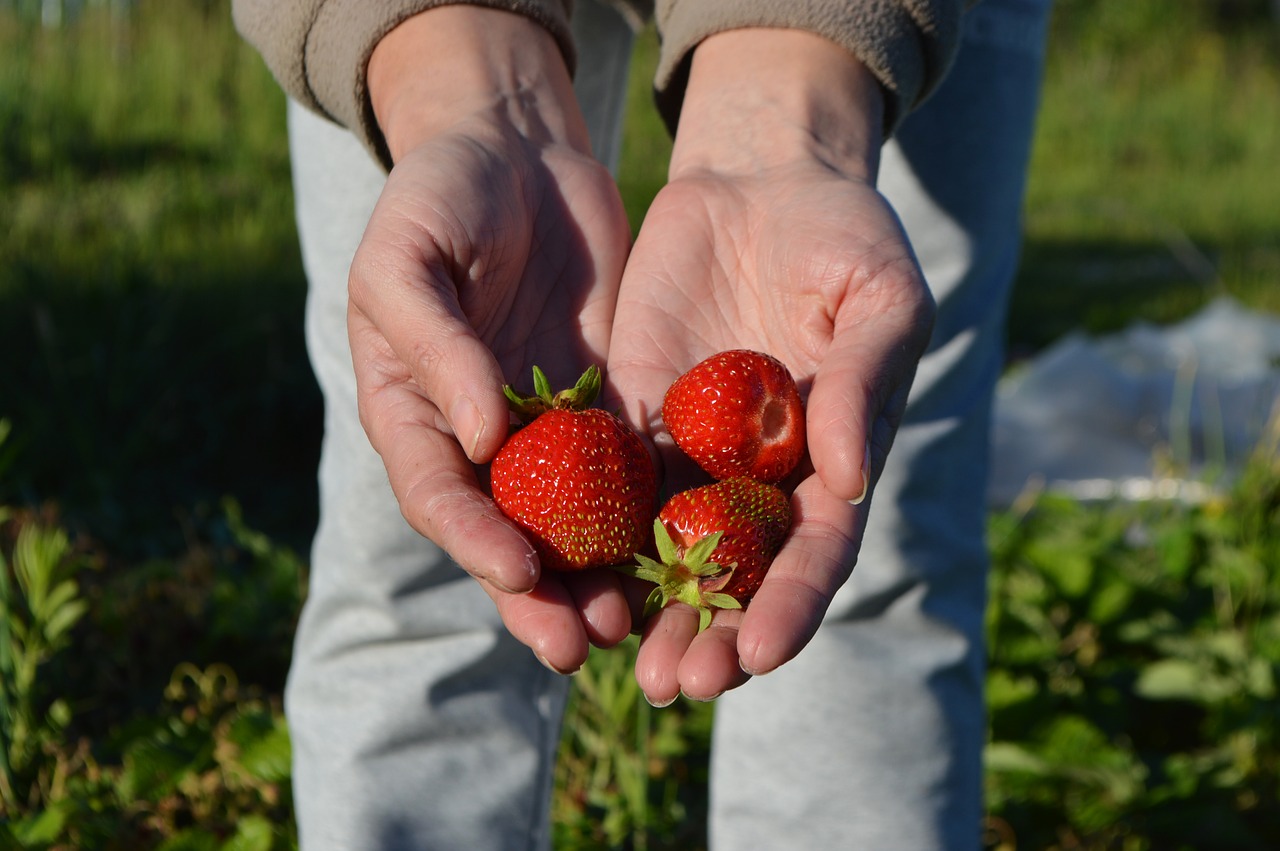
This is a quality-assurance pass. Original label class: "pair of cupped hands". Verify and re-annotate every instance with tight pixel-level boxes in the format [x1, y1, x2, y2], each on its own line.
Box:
[349, 8, 936, 706]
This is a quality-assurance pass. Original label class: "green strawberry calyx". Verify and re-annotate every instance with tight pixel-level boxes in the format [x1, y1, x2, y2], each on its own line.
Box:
[503, 364, 602, 424]
[617, 519, 743, 633]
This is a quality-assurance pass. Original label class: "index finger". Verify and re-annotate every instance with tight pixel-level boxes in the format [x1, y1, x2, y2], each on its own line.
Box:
[350, 323, 540, 595]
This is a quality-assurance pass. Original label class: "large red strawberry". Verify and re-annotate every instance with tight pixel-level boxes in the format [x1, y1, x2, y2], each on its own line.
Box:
[620, 477, 792, 631]
[490, 365, 657, 572]
[662, 349, 806, 484]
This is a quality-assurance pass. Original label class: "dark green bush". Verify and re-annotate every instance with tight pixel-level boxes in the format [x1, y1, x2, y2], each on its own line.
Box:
[985, 431, 1280, 850]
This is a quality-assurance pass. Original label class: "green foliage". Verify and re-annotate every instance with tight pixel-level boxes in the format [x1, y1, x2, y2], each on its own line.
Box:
[554, 639, 713, 851]
[0, 658, 295, 850]
[1011, 0, 1280, 353]
[0, 0, 320, 549]
[1, 0, 1278, 849]
[0, 507, 90, 819]
[984, 429, 1280, 850]
[109, 663, 294, 850]
[616, 28, 671, 235]
[0, 503, 299, 849]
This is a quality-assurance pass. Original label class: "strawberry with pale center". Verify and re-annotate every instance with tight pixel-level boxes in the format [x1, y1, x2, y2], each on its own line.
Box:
[662, 349, 806, 484]
[619, 477, 792, 631]
[490, 365, 657, 572]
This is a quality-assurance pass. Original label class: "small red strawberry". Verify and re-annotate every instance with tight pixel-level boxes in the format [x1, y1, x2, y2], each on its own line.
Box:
[662, 349, 806, 484]
[490, 365, 657, 572]
[620, 477, 792, 631]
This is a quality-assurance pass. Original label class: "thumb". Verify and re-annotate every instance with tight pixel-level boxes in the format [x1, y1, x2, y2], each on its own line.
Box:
[805, 284, 934, 503]
[347, 241, 511, 463]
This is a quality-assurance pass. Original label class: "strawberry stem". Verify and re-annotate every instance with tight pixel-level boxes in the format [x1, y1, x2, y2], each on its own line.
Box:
[553, 364, 602, 410]
[503, 364, 602, 424]
[613, 520, 741, 633]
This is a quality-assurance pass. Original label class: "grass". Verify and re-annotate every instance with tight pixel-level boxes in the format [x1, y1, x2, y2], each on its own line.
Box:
[615, 30, 672, 234]
[0, 2, 318, 552]
[0, 0, 1278, 848]
[1010, 0, 1280, 351]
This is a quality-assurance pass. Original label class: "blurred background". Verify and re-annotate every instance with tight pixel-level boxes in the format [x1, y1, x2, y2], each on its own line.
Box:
[0, 0, 1277, 848]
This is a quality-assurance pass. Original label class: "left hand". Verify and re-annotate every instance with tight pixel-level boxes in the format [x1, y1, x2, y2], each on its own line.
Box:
[606, 29, 937, 704]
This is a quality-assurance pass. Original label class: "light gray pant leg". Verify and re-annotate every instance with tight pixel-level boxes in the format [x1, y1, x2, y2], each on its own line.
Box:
[572, 0, 635, 172]
[288, 104, 569, 851]
[284, 5, 633, 850]
[708, 2, 1053, 849]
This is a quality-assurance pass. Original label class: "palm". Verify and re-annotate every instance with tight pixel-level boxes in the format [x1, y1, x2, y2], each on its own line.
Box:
[352, 130, 627, 388]
[608, 165, 936, 701]
[348, 126, 636, 671]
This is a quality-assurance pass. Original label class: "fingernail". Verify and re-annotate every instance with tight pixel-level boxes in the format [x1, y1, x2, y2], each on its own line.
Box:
[513, 548, 539, 587]
[483, 525, 538, 594]
[644, 692, 678, 708]
[682, 690, 723, 704]
[535, 652, 581, 677]
[450, 395, 484, 460]
[851, 439, 872, 506]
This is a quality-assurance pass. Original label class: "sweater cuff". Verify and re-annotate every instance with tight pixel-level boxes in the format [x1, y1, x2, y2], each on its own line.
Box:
[239, 0, 576, 170]
[653, 0, 965, 139]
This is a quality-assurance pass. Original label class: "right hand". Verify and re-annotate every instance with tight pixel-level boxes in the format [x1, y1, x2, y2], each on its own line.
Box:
[347, 7, 635, 673]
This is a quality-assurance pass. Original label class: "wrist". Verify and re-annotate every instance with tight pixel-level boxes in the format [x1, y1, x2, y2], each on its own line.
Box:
[368, 5, 587, 162]
[669, 29, 884, 182]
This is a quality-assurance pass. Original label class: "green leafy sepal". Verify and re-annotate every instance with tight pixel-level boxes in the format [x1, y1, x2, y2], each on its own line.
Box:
[503, 364, 602, 424]
[614, 519, 742, 633]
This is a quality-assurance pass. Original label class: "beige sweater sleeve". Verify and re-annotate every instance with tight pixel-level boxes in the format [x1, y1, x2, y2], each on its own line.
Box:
[231, 0, 577, 166]
[233, 0, 968, 166]
[653, 0, 971, 136]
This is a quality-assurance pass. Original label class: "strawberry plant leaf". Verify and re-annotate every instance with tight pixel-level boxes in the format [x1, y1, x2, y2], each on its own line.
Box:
[223, 815, 274, 851]
[1134, 658, 1215, 702]
[225, 705, 292, 783]
[5, 803, 69, 846]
